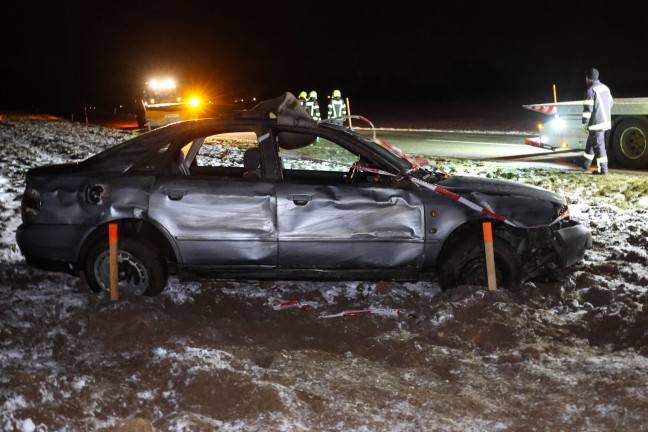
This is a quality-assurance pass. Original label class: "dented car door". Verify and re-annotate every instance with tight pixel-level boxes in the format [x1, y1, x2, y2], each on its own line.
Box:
[273, 127, 426, 269]
[275, 183, 425, 268]
[148, 177, 278, 267]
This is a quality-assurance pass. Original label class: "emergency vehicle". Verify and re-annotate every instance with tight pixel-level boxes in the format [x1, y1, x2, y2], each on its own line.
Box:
[141, 79, 205, 128]
[523, 98, 648, 168]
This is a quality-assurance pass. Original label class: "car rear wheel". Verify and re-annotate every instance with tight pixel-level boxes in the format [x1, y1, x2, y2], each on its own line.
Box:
[84, 238, 167, 296]
[437, 234, 522, 290]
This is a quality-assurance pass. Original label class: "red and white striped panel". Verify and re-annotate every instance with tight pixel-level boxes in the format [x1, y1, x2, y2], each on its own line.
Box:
[528, 104, 557, 114]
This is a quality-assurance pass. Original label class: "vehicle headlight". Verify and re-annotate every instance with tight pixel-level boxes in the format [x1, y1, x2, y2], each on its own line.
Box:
[550, 117, 566, 131]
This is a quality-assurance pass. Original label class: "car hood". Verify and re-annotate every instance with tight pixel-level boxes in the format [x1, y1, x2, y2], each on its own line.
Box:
[435, 175, 565, 225]
[438, 175, 563, 205]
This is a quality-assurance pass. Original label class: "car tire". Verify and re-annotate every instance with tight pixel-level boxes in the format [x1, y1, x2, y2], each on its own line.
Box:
[611, 118, 648, 168]
[437, 234, 522, 290]
[84, 238, 167, 296]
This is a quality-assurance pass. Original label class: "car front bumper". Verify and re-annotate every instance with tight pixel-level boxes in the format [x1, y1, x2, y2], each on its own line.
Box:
[553, 222, 593, 268]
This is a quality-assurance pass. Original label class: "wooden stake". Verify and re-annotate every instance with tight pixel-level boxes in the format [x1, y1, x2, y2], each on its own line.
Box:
[109, 223, 119, 301]
[482, 222, 497, 291]
[346, 97, 353, 128]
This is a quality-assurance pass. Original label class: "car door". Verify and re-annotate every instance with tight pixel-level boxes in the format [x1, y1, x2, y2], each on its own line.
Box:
[147, 132, 278, 267]
[274, 131, 425, 269]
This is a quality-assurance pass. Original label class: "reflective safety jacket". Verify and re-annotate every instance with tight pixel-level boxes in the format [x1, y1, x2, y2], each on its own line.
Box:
[305, 98, 320, 120]
[582, 80, 614, 131]
[327, 97, 347, 119]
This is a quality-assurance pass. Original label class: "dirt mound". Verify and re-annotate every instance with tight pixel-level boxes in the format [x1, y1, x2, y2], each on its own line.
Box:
[2, 119, 648, 430]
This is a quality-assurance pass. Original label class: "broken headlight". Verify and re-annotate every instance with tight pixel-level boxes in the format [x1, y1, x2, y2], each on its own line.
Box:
[553, 203, 570, 224]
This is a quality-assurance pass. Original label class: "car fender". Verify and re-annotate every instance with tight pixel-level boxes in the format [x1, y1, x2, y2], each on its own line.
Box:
[77, 218, 180, 271]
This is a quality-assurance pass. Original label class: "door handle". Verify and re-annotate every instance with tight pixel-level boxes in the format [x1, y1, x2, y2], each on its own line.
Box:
[288, 194, 311, 206]
[166, 189, 186, 200]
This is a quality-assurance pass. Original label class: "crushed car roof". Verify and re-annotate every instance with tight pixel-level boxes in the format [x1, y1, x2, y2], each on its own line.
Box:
[239, 92, 318, 128]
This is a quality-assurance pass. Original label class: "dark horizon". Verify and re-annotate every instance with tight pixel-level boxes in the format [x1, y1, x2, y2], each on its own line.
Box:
[2, 1, 647, 119]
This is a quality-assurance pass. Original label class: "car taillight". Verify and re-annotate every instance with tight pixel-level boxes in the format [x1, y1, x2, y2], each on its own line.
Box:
[21, 186, 41, 218]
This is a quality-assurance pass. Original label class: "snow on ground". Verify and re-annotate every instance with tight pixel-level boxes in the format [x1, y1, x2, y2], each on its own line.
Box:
[1, 118, 648, 431]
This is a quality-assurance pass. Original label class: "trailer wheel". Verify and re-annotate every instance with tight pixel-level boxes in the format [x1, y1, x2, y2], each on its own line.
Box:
[437, 235, 522, 291]
[612, 118, 648, 168]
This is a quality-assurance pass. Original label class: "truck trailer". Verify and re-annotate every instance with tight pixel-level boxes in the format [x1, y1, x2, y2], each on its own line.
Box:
[523, 98, 648, 168]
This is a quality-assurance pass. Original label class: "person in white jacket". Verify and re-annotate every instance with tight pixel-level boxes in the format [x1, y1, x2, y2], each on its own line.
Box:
[582, 67, 614, 175]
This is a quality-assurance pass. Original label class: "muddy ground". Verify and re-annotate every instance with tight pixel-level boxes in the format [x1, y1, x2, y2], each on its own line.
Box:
[3, 267, 648, 431]
[1, 120, 648, 431]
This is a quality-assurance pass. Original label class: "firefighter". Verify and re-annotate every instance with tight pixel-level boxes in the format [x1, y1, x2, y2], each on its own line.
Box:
[582, 67, 613, 175]
[305, 90, 320, 121]
[298, 91, 308, 108]
[327, 89, 347, 126]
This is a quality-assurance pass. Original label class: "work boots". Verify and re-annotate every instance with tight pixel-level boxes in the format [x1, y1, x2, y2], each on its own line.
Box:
[593, 162, 608, 175]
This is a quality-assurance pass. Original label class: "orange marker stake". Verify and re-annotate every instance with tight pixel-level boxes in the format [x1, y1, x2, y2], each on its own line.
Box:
[109, 223, 118, 301]
[346, 97, 353, 128]
[482, 222, 497, 291]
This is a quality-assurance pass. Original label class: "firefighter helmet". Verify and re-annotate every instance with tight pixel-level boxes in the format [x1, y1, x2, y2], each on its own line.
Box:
[332, 89, 342, 98]
[309, 90, 317, 99]
[299, 91, 307, 99]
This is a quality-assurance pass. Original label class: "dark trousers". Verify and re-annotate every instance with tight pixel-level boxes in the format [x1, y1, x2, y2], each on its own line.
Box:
[583, 130, 608, 173]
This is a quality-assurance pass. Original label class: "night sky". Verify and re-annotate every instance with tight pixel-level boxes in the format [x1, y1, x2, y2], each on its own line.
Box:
[2, 0, 647, 120]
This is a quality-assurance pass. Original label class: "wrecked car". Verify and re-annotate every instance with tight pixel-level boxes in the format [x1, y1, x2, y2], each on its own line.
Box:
[16, 93, 592, 296]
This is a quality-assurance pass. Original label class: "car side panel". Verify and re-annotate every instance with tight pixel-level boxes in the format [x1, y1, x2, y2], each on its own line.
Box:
[148, 177, 277, 266]
[275, 183, 425, 268]
[419, 190, 478, 266]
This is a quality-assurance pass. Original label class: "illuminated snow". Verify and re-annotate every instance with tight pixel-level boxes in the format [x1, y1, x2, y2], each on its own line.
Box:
[0, 119, 646, 430]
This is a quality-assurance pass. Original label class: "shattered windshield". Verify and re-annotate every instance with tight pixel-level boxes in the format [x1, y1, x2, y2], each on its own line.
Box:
[338, 127, 413, 170]
[81, 126, 174, 172]
[337, 126, 445, 182]
[85, 126, 171, 163]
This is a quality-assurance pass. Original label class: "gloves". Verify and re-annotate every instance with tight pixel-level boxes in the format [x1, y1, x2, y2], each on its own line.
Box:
[582, 124, 589, 133]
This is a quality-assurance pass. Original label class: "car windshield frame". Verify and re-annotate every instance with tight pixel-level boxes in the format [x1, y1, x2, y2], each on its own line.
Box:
[319, 124, 414, 174]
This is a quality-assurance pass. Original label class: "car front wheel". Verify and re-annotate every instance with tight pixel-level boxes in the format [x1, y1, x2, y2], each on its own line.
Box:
[437, 235, 522, 290]
[84, 238, 167, 296]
